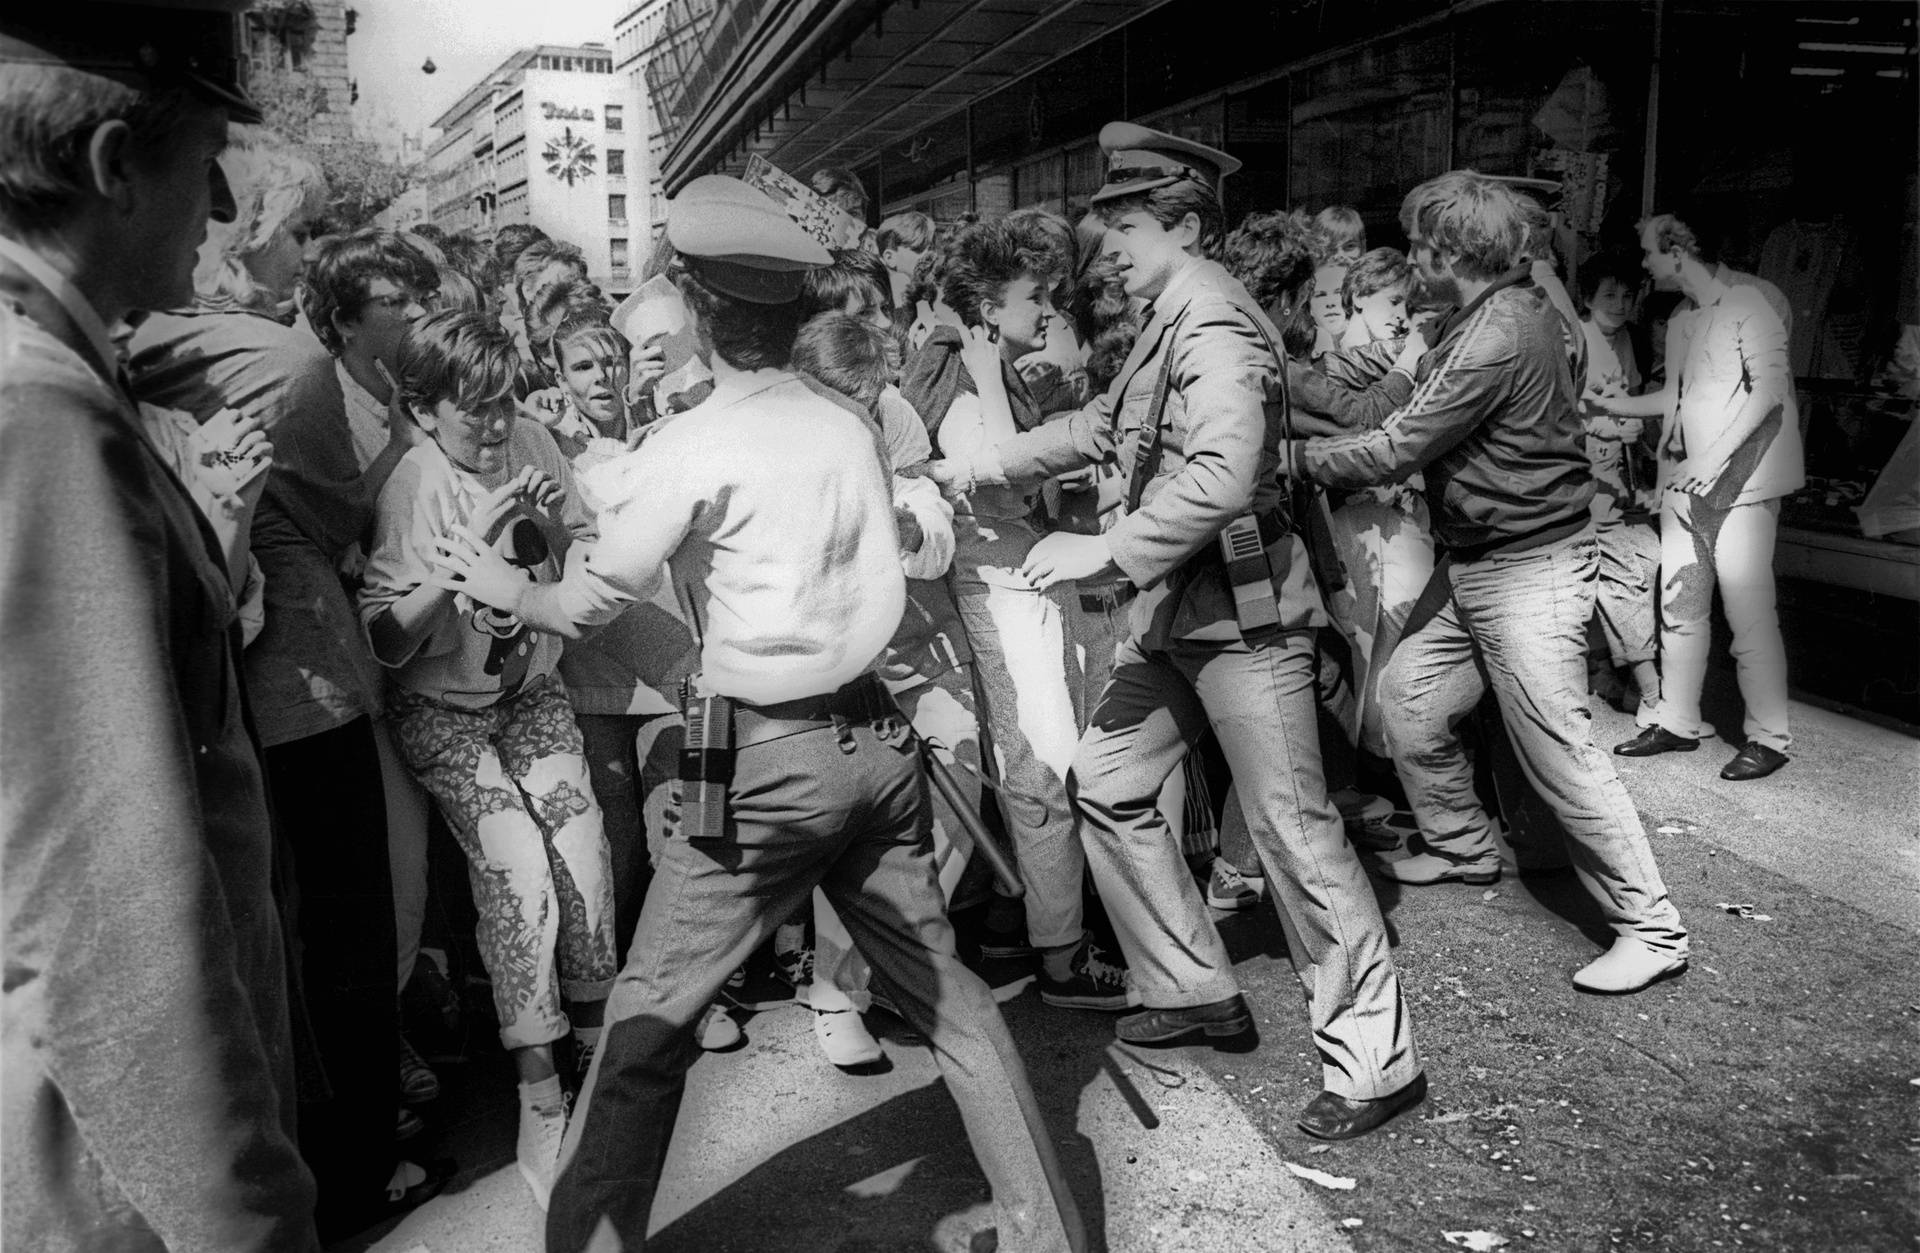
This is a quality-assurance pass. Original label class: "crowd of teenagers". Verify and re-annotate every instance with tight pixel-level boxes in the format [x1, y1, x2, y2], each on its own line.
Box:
[5, 10, 1808, 1251]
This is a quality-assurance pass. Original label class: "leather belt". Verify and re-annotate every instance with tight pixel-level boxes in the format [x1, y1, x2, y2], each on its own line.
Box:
[729, 673, 898, 748]
[1079, 584, 1136, 613]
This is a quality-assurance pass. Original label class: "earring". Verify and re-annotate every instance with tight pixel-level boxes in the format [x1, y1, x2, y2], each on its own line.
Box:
[986, 323, 1000, 344]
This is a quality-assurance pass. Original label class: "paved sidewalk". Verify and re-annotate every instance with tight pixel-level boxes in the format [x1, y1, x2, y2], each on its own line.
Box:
[343, 691, 1920, 1253]
[356, 978, 1355, 1253]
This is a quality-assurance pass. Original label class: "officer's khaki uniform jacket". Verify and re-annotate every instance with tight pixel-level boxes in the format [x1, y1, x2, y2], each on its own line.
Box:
[977, 257, 1325, 649]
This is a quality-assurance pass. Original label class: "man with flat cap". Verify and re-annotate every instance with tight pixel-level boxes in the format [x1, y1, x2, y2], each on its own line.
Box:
[930, 122, 1427, 1140]
[1, 4, 320, 1251]
[433, 174, 1087, 1253]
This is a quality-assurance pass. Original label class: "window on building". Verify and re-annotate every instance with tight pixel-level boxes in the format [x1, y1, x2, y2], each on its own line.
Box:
[611, 238, 630, 270]
[605, 105, 624, 132]
[609, 194, 627, 222]
[606, 149, 625, 176]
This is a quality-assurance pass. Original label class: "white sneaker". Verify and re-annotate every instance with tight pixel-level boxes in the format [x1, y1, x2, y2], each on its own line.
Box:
[697, 1002, 743, 1051]
[515, 1077, 568, 1212]
[813, 1009, 883, 1067]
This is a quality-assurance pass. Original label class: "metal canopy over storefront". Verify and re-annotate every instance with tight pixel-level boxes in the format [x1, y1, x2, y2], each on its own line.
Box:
[658, 0, 1168, 195]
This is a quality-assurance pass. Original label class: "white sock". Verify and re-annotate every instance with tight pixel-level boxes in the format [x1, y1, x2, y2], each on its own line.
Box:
[516, 1075, 568, 1212]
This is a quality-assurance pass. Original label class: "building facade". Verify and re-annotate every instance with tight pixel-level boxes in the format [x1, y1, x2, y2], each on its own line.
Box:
[615, 0, 679, 238]
[239, 0, 354, 143]
[428, 44, 638, 293]
[653, 0, 1918, 606]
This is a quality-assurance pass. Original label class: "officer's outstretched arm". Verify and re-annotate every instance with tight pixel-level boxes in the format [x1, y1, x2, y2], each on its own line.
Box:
[936, 393, 1115, 491]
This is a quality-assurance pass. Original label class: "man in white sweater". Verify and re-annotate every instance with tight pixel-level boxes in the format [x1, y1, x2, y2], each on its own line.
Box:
[432, 175, 1085, 1253]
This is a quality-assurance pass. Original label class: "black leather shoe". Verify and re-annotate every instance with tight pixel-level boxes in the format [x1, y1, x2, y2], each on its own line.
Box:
[1720, 741, 1788, 780]
[1296, 1072, 1429, 1141]
[1115, 994, 1254, 1046]
[1613, 726, 1700, 757]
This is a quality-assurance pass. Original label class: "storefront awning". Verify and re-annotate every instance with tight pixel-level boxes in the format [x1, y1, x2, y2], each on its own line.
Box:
[662, 0, 1165, 195]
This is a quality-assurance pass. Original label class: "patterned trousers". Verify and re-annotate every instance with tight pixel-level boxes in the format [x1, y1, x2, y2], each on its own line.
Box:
[390, 673, 617, 1049]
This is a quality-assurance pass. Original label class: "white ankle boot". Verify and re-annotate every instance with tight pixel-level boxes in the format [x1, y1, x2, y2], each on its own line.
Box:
[1572, 936, 1687, 994]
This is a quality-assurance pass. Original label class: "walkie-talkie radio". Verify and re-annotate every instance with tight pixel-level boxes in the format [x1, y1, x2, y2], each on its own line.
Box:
[678, 677, 735, 844]
[1218, 513, 1282, 633]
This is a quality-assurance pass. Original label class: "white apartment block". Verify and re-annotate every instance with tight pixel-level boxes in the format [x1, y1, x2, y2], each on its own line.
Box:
[428, 44, 640, 293]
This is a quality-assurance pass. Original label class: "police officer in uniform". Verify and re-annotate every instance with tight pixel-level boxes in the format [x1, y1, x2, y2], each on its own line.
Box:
[932, 123, 1427, 1141]
[431, 175, 1086, 1253]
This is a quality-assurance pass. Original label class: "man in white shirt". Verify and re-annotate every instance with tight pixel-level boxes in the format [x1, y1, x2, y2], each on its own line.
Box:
[1608, 212, 1802, 780]
[434, 175, 1086, 1253]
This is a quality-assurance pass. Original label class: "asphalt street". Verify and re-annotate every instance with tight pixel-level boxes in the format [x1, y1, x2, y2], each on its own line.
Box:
[342, 693, 1920, 1253]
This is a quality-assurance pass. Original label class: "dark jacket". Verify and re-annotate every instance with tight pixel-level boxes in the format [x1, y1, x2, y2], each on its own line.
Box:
[1, 260, 318, 1251]
[1299, 272, 1594, 558]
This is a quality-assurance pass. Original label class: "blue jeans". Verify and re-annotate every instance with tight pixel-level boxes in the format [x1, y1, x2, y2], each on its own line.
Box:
[1071, 629, 1420, 1101]
[1380, 531, 1688, 957]
[546, 718, 1085, 1253]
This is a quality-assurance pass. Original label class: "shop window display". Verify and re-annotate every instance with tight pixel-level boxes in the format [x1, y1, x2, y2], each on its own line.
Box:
[1657, 2, 1917, 555]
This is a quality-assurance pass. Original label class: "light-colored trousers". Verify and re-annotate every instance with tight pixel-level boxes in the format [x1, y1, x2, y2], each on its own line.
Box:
[957, 575, 1089, 950]
[1381, 532, 1689, 958]
[1072, 628, 1420, 1101]
[1655, 493, 1791, 751]
[1325, 488, 1437, 756]
[390, 673, 618, 1050]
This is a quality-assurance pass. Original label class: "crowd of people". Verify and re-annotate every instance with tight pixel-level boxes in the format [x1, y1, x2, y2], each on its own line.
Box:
[3, 7, 1807, 1253]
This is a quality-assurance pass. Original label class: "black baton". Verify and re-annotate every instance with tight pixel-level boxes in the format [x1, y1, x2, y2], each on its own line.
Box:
[918, 738, 1026, 900]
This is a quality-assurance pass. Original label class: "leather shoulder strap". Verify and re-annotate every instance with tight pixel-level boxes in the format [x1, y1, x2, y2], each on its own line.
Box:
[1124, 312, 1185, 514]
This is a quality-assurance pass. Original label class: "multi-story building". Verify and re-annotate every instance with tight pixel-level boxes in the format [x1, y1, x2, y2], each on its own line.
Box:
[428, 44, 637, 293]
[239, 0, 354, 143]
[613, 0, 678, 236]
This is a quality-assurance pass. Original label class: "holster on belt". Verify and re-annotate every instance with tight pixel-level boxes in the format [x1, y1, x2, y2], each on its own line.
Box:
[674, 673, 907, 845]
[678, 676, 736, 845]
[1217, 511, 1282, 633]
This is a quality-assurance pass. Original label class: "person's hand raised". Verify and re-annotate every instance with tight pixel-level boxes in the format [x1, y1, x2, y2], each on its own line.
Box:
[625, 338, 667, 408]
[469, 466, 562, 543]
[192, 407, 274, 506]
[427, 524, 527, 613]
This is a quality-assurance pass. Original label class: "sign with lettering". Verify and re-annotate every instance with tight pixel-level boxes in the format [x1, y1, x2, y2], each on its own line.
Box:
[542, 102, 595, 122]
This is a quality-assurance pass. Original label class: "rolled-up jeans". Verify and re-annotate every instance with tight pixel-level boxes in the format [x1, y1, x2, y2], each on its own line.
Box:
[957, 574, 1087, 950]
[1070, 628, 1420, 1101]
[1656, 493, 1790, 751]
[1379, 529, 1688, 958]
[547, 718, 1086, 1253]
